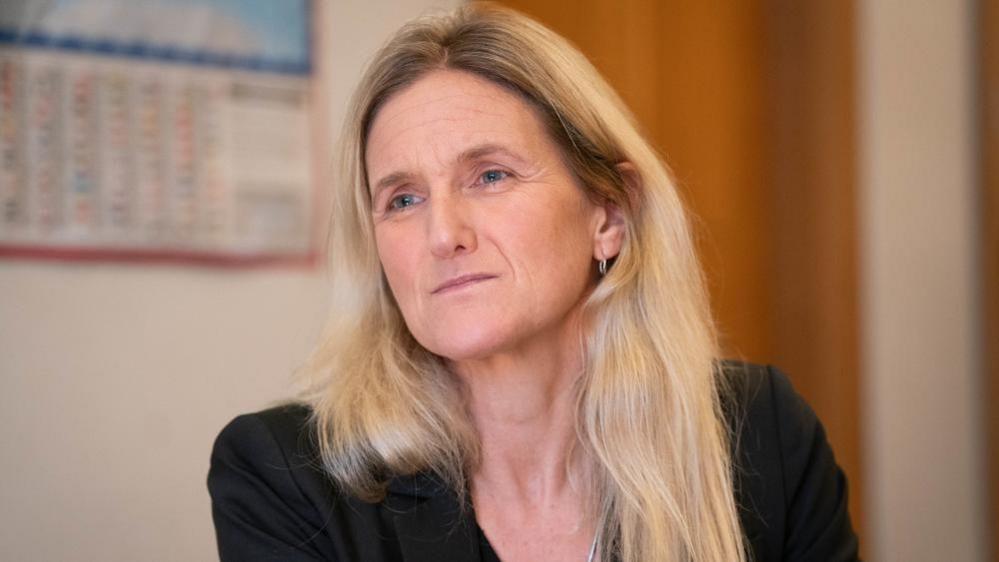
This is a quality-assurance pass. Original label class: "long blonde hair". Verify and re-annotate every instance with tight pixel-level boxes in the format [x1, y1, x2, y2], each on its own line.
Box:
[301, 4, 746, 561]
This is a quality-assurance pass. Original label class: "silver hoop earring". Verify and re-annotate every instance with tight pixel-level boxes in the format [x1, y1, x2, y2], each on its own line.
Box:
[598, 259, 608, 276]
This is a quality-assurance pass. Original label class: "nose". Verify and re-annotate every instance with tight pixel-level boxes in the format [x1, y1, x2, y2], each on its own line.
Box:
[428, 194, 477, 259]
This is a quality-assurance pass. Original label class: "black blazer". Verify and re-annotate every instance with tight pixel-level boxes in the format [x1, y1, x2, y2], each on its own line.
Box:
[207, 363, 859, 561]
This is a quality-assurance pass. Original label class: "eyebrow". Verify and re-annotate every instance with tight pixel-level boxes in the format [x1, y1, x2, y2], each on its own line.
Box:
[370, 171, 417, 200]
[369, 143, 527, 202]
[456, 143, 527, 166]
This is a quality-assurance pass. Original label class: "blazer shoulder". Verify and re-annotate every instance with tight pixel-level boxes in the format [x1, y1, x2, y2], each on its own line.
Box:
[717, 360, 805, 437]
[211, 403, 324, 483]
[718, 360, 860, 561]
[215, 402, 316, 454]
[208, 402, 340, 561]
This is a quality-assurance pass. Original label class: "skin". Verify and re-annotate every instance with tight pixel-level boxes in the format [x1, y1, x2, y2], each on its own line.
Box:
[366, 69, 625, 561]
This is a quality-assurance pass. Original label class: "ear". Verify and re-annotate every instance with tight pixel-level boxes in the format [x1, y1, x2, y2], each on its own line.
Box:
[592, 162, 639, 261]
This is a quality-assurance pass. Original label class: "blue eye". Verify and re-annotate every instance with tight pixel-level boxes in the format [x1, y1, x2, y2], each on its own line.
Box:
[388, 194, 418, 210]
[480, 170, 508, 184]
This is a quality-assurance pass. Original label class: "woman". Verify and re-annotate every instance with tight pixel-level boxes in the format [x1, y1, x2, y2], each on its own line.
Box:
[208, 4, 859, 561]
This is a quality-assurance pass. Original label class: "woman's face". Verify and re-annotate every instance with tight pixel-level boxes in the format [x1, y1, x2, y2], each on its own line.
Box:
[366, 69, 617, 361]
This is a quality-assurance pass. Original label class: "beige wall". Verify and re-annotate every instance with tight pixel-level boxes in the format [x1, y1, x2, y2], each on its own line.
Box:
[858, 0, 986, 560]
[0, 1, 458, 560]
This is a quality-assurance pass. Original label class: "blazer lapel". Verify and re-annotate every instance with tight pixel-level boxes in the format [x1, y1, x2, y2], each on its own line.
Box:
[385, 473, 481, 562]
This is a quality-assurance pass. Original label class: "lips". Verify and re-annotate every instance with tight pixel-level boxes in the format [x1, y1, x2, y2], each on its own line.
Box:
[431, 273, 497, 294]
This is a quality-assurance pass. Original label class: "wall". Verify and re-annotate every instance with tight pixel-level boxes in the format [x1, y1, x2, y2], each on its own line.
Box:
[857, 0, 986, 559]
[0, 0, 458, 560]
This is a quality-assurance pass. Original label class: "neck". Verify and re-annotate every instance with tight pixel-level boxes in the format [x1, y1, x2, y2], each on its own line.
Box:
[450, 317, 589, 507]
[450, 314, 600, 559]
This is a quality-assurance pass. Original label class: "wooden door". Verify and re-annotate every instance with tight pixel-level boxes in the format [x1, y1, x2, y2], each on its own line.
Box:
[500, 0, 864, 548]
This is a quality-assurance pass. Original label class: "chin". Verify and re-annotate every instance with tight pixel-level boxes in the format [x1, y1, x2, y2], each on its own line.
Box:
[416, 320, 517, 362]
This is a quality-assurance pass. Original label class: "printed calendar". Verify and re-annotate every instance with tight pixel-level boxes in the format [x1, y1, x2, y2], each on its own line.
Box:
[0, 0, 320, 264]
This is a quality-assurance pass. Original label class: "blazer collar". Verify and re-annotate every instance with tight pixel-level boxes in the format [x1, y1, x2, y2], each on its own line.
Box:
[385, 472, 482, 562]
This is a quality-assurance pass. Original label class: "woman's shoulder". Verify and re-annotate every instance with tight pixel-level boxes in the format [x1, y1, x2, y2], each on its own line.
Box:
[209, 401, 335, 505]
[208, 402, 346, 560]
[212, 402, 316, 461]
[718, 360, 860, 561]
[718, 360, 816, 443]
[208, 403, 458, 561]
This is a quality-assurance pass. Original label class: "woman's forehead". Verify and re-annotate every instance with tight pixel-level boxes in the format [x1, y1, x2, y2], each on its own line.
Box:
[364, 70, 553, 178]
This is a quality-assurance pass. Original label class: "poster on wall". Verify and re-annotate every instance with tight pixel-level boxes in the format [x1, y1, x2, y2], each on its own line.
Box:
[0, 0, 321, 265]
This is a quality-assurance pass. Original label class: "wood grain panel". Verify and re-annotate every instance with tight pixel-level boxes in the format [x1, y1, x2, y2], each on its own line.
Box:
[765, 0, 863, 546]
[502, 0, 776, 361]
[982, 0, 999, 558]
[500, 0, 864, 549]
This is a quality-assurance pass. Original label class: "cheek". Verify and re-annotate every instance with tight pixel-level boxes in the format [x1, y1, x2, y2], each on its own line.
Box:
[375, 228, 421, 305]
[501, 200, 596, 300]
[516, 198, 594, 262]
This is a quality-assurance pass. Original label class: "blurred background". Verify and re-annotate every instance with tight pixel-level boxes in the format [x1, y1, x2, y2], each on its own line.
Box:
[0, 0, 995, 560]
